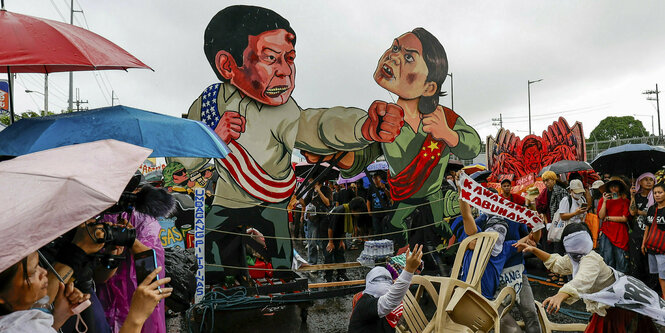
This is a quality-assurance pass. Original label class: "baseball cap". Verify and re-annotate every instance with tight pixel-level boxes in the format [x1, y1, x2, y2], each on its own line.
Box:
[591, 180, 604, 190]
[568, 179, 585, 194]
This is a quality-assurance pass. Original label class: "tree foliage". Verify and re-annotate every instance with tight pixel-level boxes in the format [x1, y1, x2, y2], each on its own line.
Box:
[588, 116, 649, 142]
[1, 110, 64, 126]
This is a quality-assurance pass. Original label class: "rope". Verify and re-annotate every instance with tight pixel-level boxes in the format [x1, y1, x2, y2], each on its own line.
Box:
[202, 242, 458, 272]
[204, 217, 452, 241]
[212, 192, 451, 214]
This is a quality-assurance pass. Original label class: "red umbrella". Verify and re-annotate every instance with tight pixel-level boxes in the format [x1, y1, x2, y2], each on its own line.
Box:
[0, 8, 151, 121]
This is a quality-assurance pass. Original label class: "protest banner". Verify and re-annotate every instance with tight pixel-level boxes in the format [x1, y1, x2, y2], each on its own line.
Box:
[581, 269, 665, 325]
[194, 187, 205, 303]
[459, 172, 545, 231]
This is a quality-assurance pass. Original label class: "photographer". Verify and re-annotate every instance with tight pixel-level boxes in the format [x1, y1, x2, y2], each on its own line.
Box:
[0, 251, 171, 333]
[96, 184, 174, 333]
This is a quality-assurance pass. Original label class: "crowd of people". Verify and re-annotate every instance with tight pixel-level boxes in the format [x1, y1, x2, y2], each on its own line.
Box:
[0, 175, 176, 333]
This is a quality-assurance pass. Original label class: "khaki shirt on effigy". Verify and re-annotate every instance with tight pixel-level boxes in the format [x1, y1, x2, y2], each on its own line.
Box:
[173, 82, 371, 208]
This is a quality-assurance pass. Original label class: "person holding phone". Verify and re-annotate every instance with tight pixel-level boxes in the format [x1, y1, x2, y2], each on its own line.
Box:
[597, 176, 631, 273]
[558, 179, 589, 225]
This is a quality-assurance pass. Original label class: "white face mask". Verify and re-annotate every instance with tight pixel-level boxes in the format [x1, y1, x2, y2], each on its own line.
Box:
[572, 192, 583, 200]
[486, 223, 507, 257]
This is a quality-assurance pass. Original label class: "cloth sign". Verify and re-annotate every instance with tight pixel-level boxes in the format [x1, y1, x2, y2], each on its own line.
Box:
[459, 173, 544, 231]
[580, 268, 665, 325]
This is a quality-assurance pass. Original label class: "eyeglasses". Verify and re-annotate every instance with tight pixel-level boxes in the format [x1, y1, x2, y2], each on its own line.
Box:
[173, 169, 186, 177]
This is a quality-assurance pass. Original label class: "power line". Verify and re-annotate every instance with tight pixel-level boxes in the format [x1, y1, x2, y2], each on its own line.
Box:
[16, 76, 42, 111]
[49, 0, 67, 21]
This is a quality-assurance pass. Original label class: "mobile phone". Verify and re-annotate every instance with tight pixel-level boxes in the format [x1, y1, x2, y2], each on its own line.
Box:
[581, 203, 588, 209]
[134, 249, 159, 286]
[612, 193, 619, 200]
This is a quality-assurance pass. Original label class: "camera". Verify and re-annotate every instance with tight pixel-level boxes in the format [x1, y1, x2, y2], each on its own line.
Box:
[92, 222, 137, 247]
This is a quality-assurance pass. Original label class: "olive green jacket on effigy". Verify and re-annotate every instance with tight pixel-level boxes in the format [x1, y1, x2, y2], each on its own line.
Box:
[343, 115, 481, 200]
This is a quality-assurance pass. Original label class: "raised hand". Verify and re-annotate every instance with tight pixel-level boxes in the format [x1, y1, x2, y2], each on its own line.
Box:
[214, 111, 246, 144]
[405, 244, 424, 273]
[126, 267, 172, 327]
[422, 106, 456, 143]
[362, 101, 404, 143]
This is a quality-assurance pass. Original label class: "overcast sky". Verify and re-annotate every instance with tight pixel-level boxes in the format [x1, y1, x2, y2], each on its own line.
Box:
[7, 0, 665, 141]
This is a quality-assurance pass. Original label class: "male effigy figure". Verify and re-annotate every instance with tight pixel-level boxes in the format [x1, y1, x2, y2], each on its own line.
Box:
[176, 5, 403, 282]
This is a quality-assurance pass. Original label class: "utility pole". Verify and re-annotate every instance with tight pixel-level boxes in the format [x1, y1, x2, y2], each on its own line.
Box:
[74, 88, 88, 112]
[44, 74, 48, 115]
[67, 0, 83, 112]
[643, 84, 661, 136]
[492, 113, 503, 128]
[111, 90, 119, 106]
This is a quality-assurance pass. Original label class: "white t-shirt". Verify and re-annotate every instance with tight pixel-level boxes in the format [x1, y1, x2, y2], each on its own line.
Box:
[0, 309, 56, 333]
[558, 195, 587, 224]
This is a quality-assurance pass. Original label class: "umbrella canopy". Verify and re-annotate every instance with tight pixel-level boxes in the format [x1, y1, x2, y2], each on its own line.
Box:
[591, 143, 665, 176]
[538, 160, 593, 176]
[0, 105, 231, 158]
[463, 163, 486, 175]
[0, 9, 151, 123]
[366, 161, 389, 171]
[294, 161, 339, 181]
[0, 9, 151, 73]
[0, 139, 151, 272]
[337, 172, 367, 184]
[446, 159, 464, 172]
[471, 170, 492, 183]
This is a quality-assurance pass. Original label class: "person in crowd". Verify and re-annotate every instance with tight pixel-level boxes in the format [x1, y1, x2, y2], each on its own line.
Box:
[304, 179, 333, 267]
[499, 179, 525, 206]
[602, 173, 612, 182]
[366, 173, 390, 239]
[97, 184, 174, 333]
[631, 173, 657, 289]
[348, 244, 423, 333]
[517, 223, 658, 332]
[642, 182, 665, 299]
[325, 197, 366, 282]
[536, 171, 567, 224]
[304, 200, 319, 265]
[456, 200, 517, 299]
[456, 200, 541, 332]
[332, 183, 340, 207]
[598, 177, 630, 273]
[558, 179, 589, 225]
[337, 183, 354, 206]
[536, 171, 568, 283]
[590, 180, 605, 214]
[0, 250, 171, 333]
[524, 186, 540, 211]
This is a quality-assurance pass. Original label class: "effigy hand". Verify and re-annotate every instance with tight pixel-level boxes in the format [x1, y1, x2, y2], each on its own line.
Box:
[362, 101, 404, 143]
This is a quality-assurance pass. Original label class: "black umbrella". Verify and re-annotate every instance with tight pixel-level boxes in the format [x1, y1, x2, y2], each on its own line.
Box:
[538, 160, 593, 176]
[471, 170, 492, 183]
[590, 143, 665, 176]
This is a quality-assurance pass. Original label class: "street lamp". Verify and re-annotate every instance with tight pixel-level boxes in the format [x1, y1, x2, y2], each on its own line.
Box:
[528, 79, 543, 135]
[25, 89, 48, 115]
[447, 73, 454, 111]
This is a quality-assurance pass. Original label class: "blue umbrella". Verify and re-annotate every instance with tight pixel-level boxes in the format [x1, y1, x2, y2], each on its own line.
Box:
[590, 143, 665, 175]
[0, 105, 230, 158]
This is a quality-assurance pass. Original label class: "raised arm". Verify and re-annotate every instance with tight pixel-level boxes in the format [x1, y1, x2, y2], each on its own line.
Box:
[376, 245, 422, 317]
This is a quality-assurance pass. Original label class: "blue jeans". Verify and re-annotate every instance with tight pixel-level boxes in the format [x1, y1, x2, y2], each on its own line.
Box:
[598, 233, 628, 273]
[306, 220, 319, 265]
